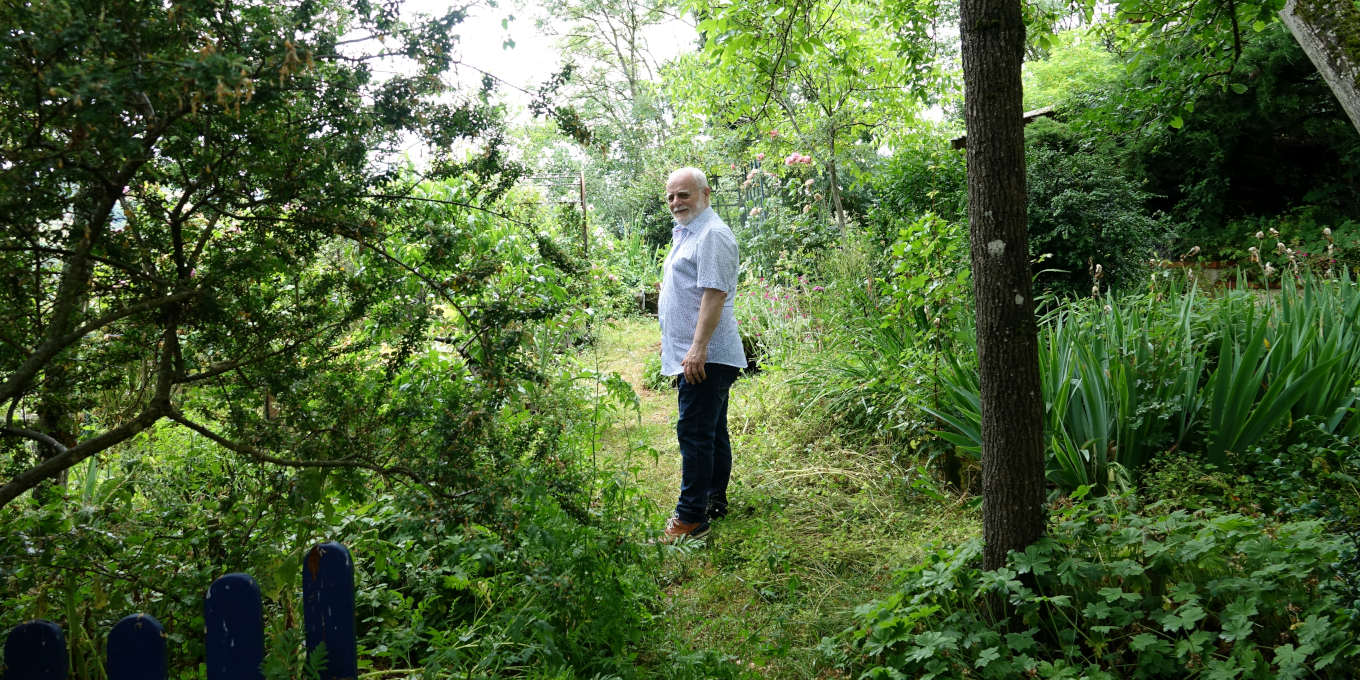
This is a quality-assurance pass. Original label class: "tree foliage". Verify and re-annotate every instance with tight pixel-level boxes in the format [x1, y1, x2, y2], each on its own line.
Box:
[679, 0, 953, 234]
[0, 0, 553, 509]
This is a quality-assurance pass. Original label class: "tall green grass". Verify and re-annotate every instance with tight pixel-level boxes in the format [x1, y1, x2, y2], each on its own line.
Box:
[929, 272, 1360, 493]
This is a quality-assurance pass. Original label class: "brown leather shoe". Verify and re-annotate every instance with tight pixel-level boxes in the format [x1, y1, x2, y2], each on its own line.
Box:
[658, 516, 710, 543]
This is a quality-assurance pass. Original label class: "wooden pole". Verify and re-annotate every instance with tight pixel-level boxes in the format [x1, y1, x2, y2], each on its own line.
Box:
[579, 169, 588, 255]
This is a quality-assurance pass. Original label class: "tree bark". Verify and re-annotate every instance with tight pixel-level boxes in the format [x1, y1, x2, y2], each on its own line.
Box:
[33, 363, 78, 503]
[959, 0, 1048, 571]
[827, 159, 848, 241]
[1280, 0, 1360, 135]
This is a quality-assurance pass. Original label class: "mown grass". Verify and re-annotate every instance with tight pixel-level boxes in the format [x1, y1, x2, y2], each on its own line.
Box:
[593, 318, 980, 678]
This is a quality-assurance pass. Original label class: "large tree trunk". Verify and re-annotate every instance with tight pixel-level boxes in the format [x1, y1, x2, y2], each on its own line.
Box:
[1280, 0, 1360, 135]
[959, 0, 1048, 571]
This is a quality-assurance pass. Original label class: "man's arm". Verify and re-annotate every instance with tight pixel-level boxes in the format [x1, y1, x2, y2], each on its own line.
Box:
[682, 287, 727, 384]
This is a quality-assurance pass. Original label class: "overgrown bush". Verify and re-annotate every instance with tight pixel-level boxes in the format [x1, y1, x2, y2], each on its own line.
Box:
[827, 493, 1360, 679]
[735, 203, 842, 279]
[1025, 118, 1173, 295]
[0, 358, 670, 677]
[867, 131, 968, 254]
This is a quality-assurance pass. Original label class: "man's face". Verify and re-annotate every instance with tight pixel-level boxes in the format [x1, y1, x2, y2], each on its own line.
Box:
[666, 172, 710, 226]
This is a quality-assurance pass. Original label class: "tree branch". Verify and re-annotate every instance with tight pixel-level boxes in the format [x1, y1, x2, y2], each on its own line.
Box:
[1, 427, 68, 453]
[0, 407, 165, 509]
[167, 412, 473, 501]
[0, 290, 194, 444]
[362, 194, 535, 228]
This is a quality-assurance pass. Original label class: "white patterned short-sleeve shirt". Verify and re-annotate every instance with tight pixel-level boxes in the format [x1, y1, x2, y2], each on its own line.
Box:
[658, 207, 747, 376]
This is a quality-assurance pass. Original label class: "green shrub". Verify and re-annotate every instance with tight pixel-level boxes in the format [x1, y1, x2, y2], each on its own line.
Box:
[1026, 118, 1173, 296]
[735, 202, 842, 279]
[642, 350, 673, 391]
[1199, 210, 1360, 281]
[866, 130, 968, 256]
[827, 493, 1360, 679]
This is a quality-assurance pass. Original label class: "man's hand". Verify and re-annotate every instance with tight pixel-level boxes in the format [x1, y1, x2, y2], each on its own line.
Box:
[682, 343, 708, 384]
[684, 287, 727, 384]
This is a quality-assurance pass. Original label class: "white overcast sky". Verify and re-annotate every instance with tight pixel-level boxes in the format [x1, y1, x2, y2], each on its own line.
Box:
[399, 0, 699, 109]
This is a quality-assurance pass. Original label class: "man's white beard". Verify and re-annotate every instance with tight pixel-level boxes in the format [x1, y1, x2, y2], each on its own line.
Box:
[673, 201, 708, 226]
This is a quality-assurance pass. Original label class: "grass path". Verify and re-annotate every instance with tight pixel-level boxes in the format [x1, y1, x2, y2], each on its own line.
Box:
[589, 318, 981, 678]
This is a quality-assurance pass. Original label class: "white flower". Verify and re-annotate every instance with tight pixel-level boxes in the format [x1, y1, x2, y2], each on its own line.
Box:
[1256, 231, 1265, 240]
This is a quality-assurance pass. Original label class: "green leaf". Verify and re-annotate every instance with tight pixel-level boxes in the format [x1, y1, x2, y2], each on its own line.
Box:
[1220, 616, 1253, 642]
[1083, 601, 1113, 619]
[1169, 116, 1184, 129]
[1273, 643, 1312, 668]
[975, 646, 1001, 668]
[1230, 83, 1248, 94]
[1013, 546, 1052, 576]
[1098, 587, 1139, 602]
[1130, 632, 1167, 652]
[1252, 20, 1266, 32]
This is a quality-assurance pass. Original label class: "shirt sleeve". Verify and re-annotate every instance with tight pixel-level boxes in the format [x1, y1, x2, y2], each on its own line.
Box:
[694, 229, 739, 293]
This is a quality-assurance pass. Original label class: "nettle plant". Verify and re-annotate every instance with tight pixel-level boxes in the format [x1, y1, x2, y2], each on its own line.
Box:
[827, 492, 1360, 679]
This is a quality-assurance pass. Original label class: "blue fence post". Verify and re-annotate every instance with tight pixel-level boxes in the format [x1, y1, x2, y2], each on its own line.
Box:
[204, 573, 265, 680]
[302, 542, 356, 680]
[107, 613, 167, 680]
[2, 619, 67, 679]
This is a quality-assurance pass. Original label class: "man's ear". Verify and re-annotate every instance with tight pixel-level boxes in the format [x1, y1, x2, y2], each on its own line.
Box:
[702, 187, 711, 198]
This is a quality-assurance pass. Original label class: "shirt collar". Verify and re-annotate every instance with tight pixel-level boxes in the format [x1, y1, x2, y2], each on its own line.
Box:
[674, 206, 715, 238]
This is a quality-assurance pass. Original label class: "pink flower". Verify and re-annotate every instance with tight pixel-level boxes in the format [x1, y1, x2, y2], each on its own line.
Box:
[768, 129, 780, 138]
[813, 286, 824, 291]
[756, 153, 766, 160]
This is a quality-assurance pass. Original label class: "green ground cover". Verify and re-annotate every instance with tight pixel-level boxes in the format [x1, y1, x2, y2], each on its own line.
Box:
[593, 319, 979, 676]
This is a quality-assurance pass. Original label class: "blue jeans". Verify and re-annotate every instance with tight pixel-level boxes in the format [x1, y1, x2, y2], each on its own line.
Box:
[675, 364, 739, 523]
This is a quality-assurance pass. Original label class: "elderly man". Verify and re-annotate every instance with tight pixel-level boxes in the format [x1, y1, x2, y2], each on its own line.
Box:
[657, 166, 747, 542]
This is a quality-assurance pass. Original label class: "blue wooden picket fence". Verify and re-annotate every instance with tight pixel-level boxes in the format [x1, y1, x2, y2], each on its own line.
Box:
[2, 541, 357, 680]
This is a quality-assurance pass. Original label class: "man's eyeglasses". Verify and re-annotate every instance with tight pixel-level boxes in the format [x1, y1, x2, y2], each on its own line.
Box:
[665, 191, 694, 202]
